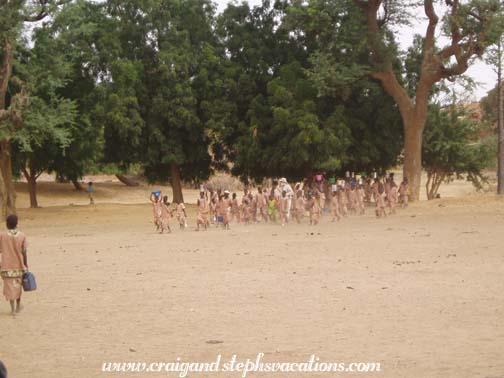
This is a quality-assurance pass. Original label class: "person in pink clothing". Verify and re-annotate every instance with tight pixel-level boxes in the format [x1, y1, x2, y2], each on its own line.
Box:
[0, 215, 28, 316]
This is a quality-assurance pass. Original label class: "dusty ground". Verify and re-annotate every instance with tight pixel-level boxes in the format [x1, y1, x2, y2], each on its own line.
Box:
[1, 176, 503, 378]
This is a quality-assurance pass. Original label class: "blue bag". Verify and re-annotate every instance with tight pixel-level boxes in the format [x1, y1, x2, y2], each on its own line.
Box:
[22, 272, 37, 292]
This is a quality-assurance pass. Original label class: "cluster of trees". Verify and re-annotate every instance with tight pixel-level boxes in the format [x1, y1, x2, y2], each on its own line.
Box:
[0, 0, 502, 213]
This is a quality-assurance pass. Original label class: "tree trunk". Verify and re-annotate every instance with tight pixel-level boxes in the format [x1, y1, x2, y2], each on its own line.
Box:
[0, 140, 16, 216]
[21, 164, 39, 208]
[27, 176, 38, 208]
[403, 120, 424, 201]
[116, 174, 140, 187]
[170, 164, 184, 203]
[497, 40, 504, 195]
[72, 179, 84, 191]
[425, 171, 433, 200]
[0, 40, 16, 217]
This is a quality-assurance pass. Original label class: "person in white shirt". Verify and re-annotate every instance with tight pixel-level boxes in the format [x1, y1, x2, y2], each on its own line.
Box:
[279, 178, 294, 221]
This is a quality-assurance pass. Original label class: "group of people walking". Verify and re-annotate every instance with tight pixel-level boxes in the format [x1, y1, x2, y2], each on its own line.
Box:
[150, 173, 411, 232]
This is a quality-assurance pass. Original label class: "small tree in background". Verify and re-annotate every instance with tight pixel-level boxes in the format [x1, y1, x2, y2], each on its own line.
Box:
[423, 103, 493, 200]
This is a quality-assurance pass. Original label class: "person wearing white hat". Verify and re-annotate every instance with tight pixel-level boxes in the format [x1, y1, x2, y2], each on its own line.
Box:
[278, 178, 294, 221]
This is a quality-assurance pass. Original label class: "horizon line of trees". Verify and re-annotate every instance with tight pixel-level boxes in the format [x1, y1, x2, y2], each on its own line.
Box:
[0, 0, 502, 211]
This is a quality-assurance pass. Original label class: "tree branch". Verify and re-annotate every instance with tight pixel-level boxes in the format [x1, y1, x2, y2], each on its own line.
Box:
[424, 0, 439, 52]
[0, 38, 13, 111]
[436, 0, 496, 81]
[22, 0, 69, 22]
[371, 71, 414, 119]
[356, 0, 415, 121]
[21, 165, 30, 182]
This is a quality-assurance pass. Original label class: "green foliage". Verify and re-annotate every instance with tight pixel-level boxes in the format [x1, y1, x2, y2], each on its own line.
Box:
[93, 0, 232, 185]
[42, 0, 116, 181]
[10, 29, 78, 181]
[423, 102, 494, 198]
[219, 0, 402, 182]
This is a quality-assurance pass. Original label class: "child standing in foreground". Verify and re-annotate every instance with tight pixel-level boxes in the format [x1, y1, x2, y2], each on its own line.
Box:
[0, 215, 28, 316]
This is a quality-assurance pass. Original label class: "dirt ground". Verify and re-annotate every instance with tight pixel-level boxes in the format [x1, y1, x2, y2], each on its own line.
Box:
[1, 176, 504, 378]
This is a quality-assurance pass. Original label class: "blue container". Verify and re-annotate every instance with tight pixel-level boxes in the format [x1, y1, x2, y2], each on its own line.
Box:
[217, 215, 224, 223]
[152, 190, 161, 197]
[22, 272, 37, 292]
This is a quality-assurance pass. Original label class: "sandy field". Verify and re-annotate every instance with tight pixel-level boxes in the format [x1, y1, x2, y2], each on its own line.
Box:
[1, 175, 504, 378]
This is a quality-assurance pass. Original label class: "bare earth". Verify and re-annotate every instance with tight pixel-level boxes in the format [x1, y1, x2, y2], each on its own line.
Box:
[1, 177, 504, 378]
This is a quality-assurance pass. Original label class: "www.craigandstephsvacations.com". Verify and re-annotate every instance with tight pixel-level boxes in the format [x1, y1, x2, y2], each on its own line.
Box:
[102, 354, 381, 377]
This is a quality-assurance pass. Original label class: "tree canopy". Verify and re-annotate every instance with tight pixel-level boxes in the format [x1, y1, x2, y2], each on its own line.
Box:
[0, 0, 500, 211]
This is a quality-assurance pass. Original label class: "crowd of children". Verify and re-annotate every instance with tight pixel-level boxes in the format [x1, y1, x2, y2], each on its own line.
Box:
[149, 173, 411, 233]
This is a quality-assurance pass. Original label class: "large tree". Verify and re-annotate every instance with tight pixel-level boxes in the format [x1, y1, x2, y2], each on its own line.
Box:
[219, 0, 403, 182]
[10, 25, 77, 208]
[0, 0, 64, 216]
[98, 0, 230, 202]
[354, 0, 503, 200]
[46, 0, 111, 189]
